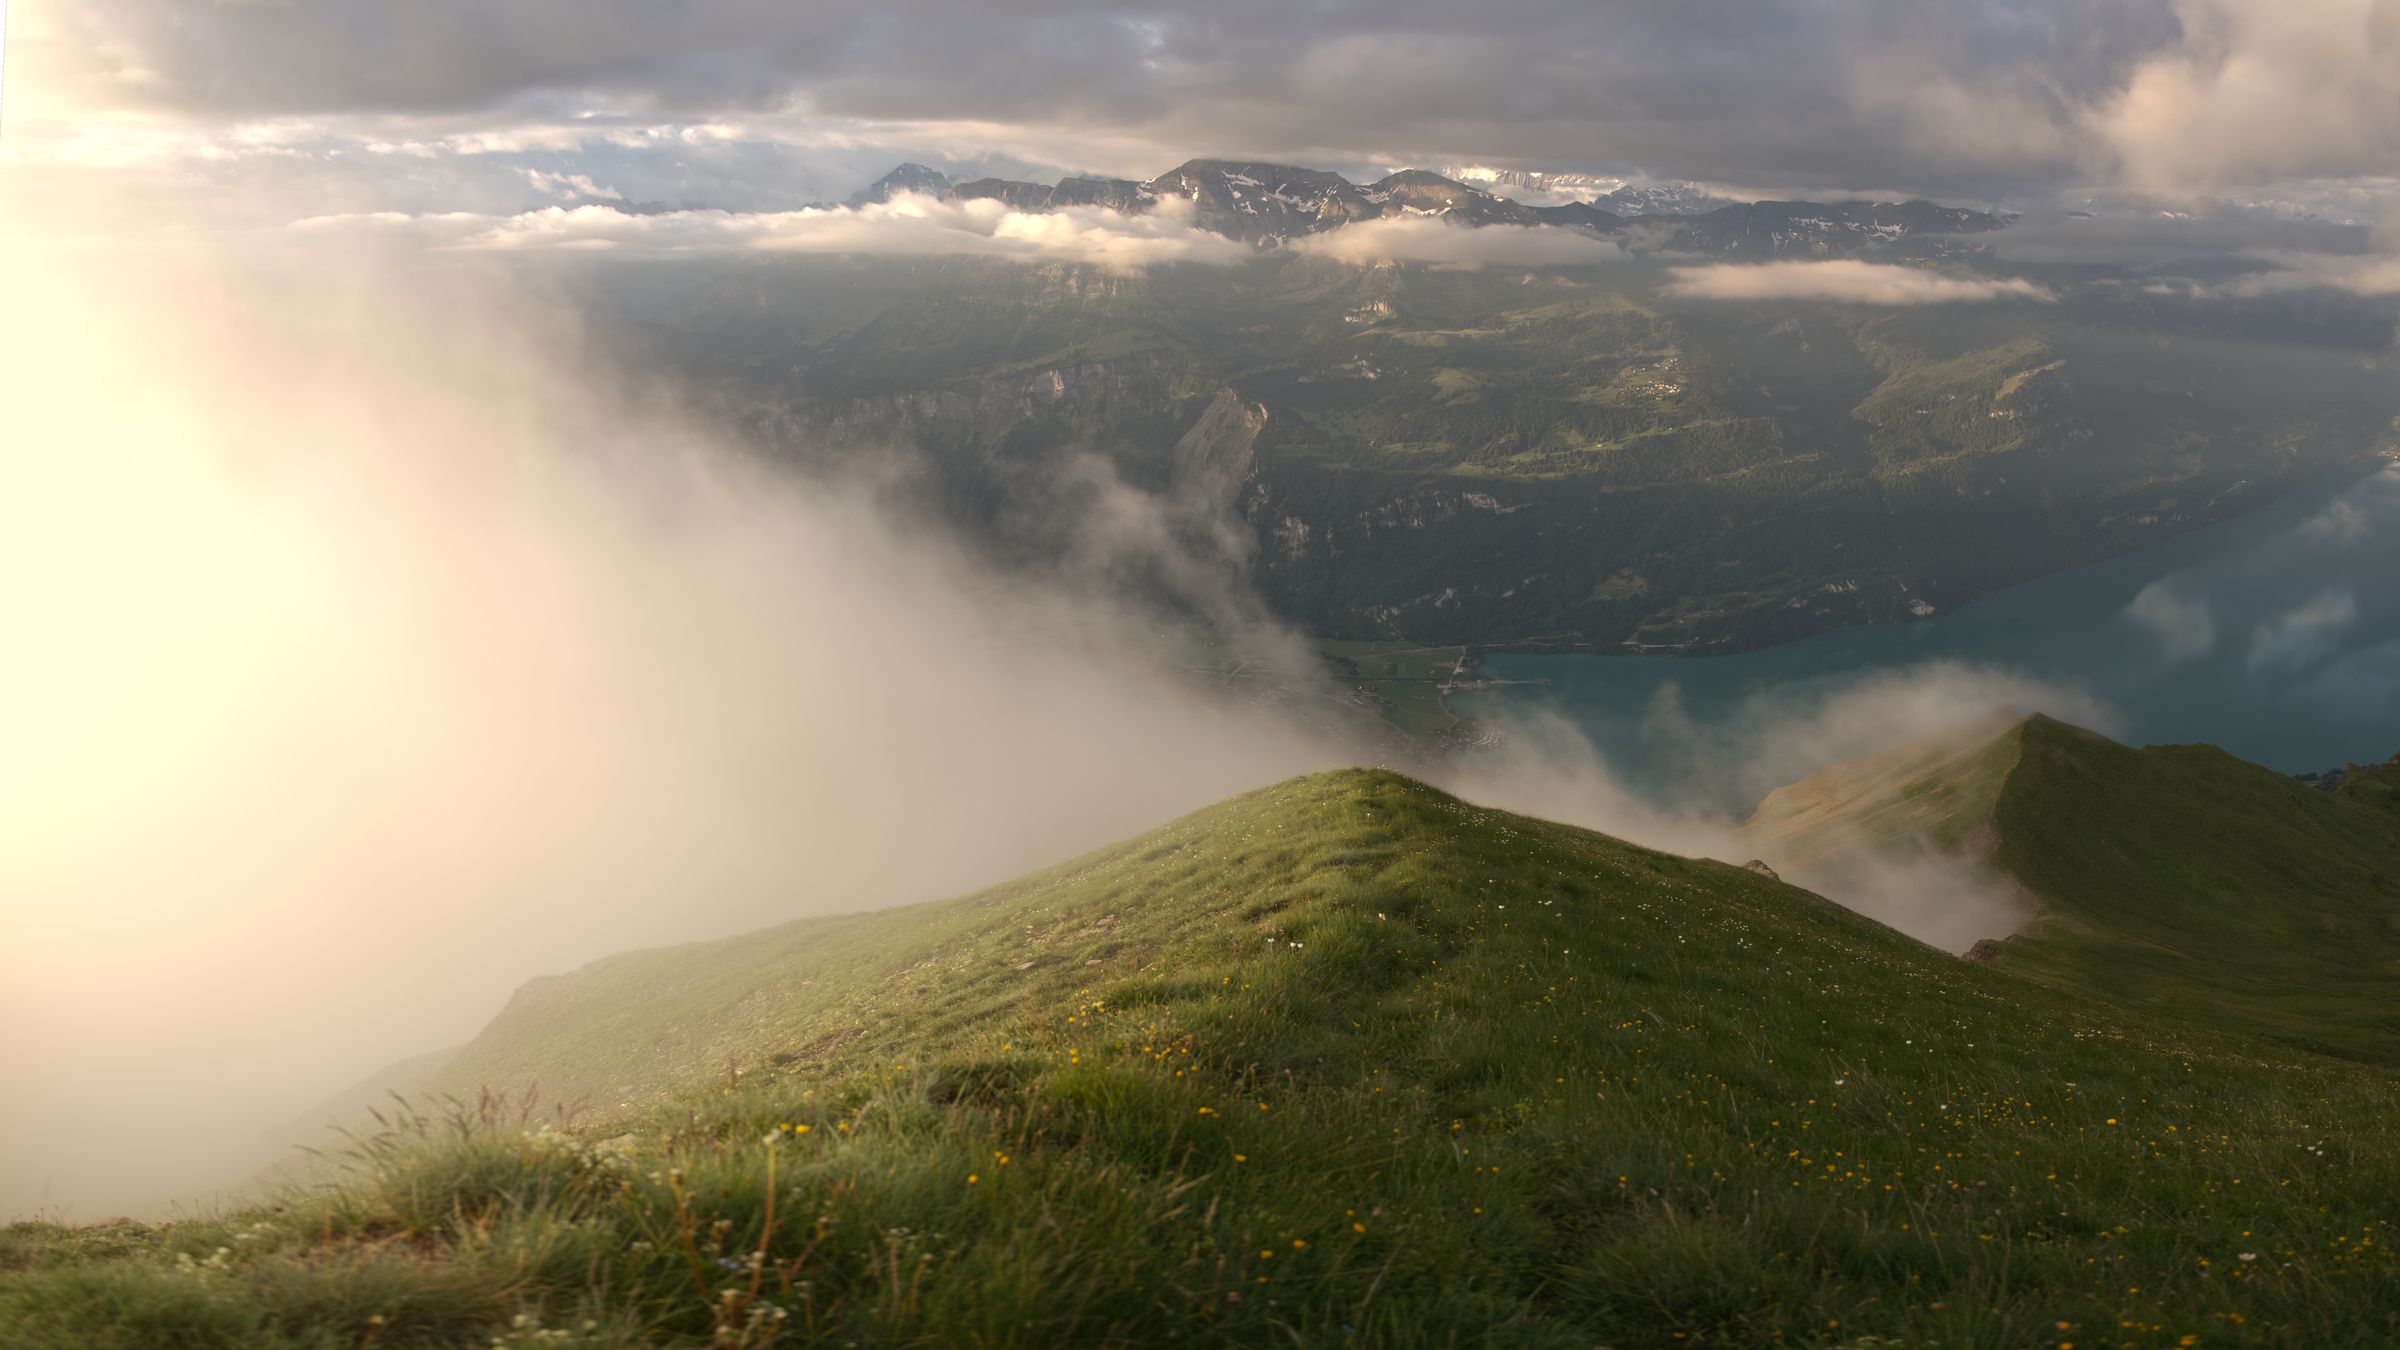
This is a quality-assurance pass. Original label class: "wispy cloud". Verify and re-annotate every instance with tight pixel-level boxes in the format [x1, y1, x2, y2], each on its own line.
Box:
[2088, 0, 2400, 192]
[1665, 260, 2054, 305]
[524, 169, 622, 201]
[294, 192, 1250, 269]
[2248, 589, 2359, 678]
[2126, 581, 2218, 662]
[0, 218, 1317, 1219]
[1449, 662, 2111, 955]
[1291, 217, 1625, 269]
[2223, 249, 2400, 297]
[2302, 498, 2372, 546]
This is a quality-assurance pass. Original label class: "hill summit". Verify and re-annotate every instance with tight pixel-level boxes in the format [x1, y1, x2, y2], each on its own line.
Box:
[1749, 712, 2400, 1065]
[8, 738, 2400, 1345]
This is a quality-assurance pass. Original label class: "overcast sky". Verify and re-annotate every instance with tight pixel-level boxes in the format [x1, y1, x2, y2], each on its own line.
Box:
[4, 0, 2394, 226]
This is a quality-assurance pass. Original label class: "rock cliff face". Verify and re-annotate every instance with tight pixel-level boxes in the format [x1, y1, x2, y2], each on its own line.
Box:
[1167, 389, 1267, 523]
[847, 162, 953, 206]
[948, 175, 1157, 213]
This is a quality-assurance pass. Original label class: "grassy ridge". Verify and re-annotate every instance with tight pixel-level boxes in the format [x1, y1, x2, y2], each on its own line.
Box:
[1984, 719, 2400, 1067]
[1744, 714, 2400, 1067]
[8, 766, 2400, 1346]
[1742, 708, 2027, 872]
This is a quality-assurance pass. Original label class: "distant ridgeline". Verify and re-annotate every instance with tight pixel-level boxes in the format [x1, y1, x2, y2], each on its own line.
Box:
[11, 716, 2400, 1345]
[1748, 715, 2400, 1064]
[2293, 754, 2399, 791]
[846, 158, 2009, 254]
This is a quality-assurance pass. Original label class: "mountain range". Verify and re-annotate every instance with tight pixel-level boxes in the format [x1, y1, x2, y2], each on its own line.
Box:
[1441, 167, 1745, 217]
[846, 158, 2010, 257]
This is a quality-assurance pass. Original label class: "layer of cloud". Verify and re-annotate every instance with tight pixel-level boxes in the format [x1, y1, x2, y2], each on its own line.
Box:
[1984, 209, 2376, 268]
[1292, 217, 1625, 269]
[26, 0, 2368, 204]
[2225, 249, 2400, 297]
[0, 215, 1309, 1221]
[1665, 260, 2055, 305]
[295, 192, 1249, 268]
[1686, 663, 2119, 809]
[1456, 662, 2117, 844]
[525, 169, 622, 200]
[2089, 0, 2400, 192]
[297, 194, 1646, 271]
[2248, 590, 2361, 678]
[2302, 498, 2372, 547]
[2126, 581, 2219, 662]
[1450, 663, 2107, 954]
[1979, 199, 2400, 304]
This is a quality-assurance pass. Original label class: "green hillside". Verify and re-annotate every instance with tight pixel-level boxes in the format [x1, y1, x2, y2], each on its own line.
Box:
[10, 764, 2400, 1346]
[636, 254, 2400, 653]
[1742, 707, 2026, 872]
[1749, 715, 2400, 1066]
[1987, 721, 2400, 1066]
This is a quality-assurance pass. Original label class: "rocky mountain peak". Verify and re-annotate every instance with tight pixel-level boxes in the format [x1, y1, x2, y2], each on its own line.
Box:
[843, 158, 2006, 255]
[848, 162, 954, 206]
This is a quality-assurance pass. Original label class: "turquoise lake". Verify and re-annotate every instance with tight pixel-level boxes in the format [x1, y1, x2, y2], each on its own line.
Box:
[1463, 463, 2400, 804]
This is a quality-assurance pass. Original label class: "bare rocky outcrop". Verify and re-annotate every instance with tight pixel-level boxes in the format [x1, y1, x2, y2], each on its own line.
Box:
[1168, 388, 1268, 523]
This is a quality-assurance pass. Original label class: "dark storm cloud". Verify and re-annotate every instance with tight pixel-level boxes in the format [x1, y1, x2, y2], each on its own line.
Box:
[51, 0, 2194, 196]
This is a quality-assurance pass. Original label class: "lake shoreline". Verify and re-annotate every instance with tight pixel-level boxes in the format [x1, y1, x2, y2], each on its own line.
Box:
[1459, 451, 2400, 665]
[1454, 458, 2400, 788]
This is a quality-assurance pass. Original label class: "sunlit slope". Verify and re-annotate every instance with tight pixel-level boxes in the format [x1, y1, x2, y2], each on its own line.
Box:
[1751, 713, 2400, 1064]
[2335, 752, 2400, 811]
[1741, 706, 2026, 872]
[13, 768, 2400, 1346]
[427, 765, 1918, 1114]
